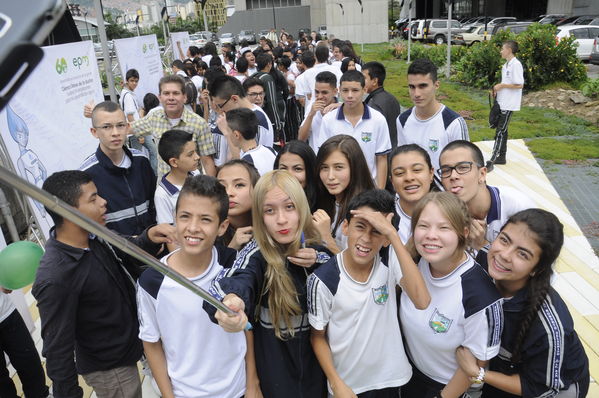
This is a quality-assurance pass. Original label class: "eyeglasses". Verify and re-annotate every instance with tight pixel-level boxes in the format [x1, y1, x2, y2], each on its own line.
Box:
[247, 92, 265, 98]
[215, 97, 232, 110]
[437, 161, 479, 178]
[93, 123, 128, 132]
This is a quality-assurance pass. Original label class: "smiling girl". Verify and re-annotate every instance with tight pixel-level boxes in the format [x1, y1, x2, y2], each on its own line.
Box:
[211, 170, 330, 397]
[400, 192, 503, 398]
[457, 209, 589, 398]
[274, 140, 319, 212]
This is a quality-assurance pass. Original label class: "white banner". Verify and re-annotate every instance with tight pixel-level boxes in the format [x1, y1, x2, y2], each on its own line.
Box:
[114, 34, 163, 102]
[170, 31, 190, 61]
[0, 41, 103, 239]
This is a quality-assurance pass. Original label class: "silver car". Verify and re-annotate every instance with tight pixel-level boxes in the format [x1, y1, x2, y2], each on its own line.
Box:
[219, 33, 236, 46]
[237, 30, 256, 44]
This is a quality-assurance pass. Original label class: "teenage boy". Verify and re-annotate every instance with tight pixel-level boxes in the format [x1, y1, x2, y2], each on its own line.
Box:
[295, 50, 316, 110]
[254, 53, 286, 139]
[363, 61, 401, 148]
[155, 129, 200, 224]
[225, 108, 276, 176]
[320, 70, 391, 189]
[137, 175, 249, 398]
[242, 77, 266, 108]
[130, 75, 216, 178]
[300, 45, 343, 115]
[298, 71, 338, 154]
[438, 140, 534, 251]
[308, 189, 429, 397]
[80, 101, 157, 236]
[34, 170, 174, 398]
[487, 40, 524, 171]
[396, 58, 469, 171]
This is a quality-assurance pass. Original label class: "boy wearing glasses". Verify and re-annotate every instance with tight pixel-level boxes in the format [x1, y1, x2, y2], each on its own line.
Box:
[438, 140, 534, 252]
[80, 101, 157, 235]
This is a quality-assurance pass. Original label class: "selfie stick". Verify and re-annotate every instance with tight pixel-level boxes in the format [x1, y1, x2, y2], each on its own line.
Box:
[0, 166, 250, 329]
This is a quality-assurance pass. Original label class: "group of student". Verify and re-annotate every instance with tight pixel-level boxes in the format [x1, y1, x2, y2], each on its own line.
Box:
[1, 34, 590, 398]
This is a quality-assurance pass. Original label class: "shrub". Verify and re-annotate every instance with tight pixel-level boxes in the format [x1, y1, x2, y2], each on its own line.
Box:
[581, 78, 599, 98]
[391, 39, 466, 68]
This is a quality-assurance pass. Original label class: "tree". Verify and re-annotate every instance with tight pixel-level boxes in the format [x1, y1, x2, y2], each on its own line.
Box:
[104, 12, 134, 40]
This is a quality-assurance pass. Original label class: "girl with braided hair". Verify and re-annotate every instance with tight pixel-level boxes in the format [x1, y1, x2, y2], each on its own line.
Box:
[457, 208, 589, 398]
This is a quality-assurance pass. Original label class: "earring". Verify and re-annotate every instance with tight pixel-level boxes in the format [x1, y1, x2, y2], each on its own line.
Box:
[530, 271, 536, 277]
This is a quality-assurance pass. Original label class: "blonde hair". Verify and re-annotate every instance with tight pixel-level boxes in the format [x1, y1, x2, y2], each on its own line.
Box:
[408, 192, 471, 255]
[252, 170, 321, 339]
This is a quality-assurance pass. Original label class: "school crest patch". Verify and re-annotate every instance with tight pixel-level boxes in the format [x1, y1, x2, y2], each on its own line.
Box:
[429, 139, 439, 152]
[361, 131, 372, 143]
[429, 308, 452, 333]
[372, 283, 389, 305]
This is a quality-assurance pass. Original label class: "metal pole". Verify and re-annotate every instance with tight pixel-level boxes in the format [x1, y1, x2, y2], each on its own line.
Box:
[446, 0, 451, 78]
[83, 12, 92, 41]
[0, 188, 19, 242]
[407, 1, 412, 63]
[272, 2, 276, 30]
[94, 0, 117, 102]
[0, 165, 240, 318]
[484, 0, 488, 41]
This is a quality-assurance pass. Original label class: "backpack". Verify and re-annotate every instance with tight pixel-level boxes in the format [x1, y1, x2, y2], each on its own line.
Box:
[183, 76, 198, 109]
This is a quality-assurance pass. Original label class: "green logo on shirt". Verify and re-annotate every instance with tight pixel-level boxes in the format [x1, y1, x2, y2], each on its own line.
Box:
[361, 131, 372, 143]
[429, 308, 452, 333]
[372, 283, 389, 305]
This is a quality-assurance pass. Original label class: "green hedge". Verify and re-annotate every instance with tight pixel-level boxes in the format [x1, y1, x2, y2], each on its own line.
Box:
[391, 39, 467, 68]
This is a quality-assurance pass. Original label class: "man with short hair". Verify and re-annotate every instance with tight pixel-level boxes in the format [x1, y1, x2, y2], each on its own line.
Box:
[294, 50, 315, 111]
[363, 61, 401, 148]
[396, 58, 469, 172]
[253, 53, 286, 140]
[487, 40, 524, 171]
[130, 75, 216, 178]
[300, 44, 343, 116]
[242, 77, 266, 108]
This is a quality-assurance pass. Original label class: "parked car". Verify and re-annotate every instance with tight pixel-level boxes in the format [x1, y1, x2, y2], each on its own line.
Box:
[190, 33, 209, 47]
[258, 29, 269, 40]
[198, 31, 218, 42]
[403, 20, 417, 40]
[556, 25, 599, 60]
[457, 25, 491, 46]
[590, 37, 599, 64]
[423, 19, 466, 45]
[492, 21, 533, 35]
[461, 16, 494, 29]
[219, 32, 236, 46]
[556, 15, 597, 26]
[410, 19, 426, 41]
[487, 17, 517, 26]
[589, 17, 599, 26]
[318, 25, 327, 38]
[536, 14, 566, 24]
[237, 29, 256, 44]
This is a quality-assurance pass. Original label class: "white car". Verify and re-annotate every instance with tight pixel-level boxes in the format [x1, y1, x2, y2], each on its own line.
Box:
[556, 25, 599, 60]
[190, 33, 209, 47]
[457, 25, 491, 46]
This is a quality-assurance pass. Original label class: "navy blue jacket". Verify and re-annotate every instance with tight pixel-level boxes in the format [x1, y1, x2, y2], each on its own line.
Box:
[80, 146, 156, 236]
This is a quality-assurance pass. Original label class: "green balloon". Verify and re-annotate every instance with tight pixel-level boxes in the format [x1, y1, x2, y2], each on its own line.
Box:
[0, 241, 44, 290]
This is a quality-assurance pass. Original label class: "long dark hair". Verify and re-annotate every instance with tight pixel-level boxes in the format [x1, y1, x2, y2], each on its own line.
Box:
[500, 208, 564, 363]
[274, 140, 318, 212]
[316, 135, 375, 233]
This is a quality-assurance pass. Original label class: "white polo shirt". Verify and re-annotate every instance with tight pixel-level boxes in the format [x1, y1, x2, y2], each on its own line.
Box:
[320, 104, 391, 180]
[485, 185, 535, 243]
[301, 109, 325, 155]
[240, 144, 276, 176]
[307, 253, 412, 394]
[301, 63, 343, 118]
[251, 104, 275, 148]
[497, 57, 524, 111]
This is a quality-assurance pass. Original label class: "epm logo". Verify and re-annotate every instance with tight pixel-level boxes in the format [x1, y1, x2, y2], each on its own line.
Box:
[72, 55, 90, 69]
[55, 57, 68, 74]
[143, 43, 147, 53]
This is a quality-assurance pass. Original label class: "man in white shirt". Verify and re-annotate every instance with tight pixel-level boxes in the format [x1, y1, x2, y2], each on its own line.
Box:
[301, 45, 343, 116]
[487, 40, 524, 171]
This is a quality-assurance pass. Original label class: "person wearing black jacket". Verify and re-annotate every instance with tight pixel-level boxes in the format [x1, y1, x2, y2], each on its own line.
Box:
[33, 170, 174, 398]
[363, 62, 401, 148]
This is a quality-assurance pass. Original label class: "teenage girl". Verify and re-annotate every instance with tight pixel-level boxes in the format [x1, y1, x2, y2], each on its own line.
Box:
[456, 208, 589, 398]
[274, 140, 318, 212]
[216, 160, 259, 251]
[211, 170, 330, 397]
[389, 144, 436, 244]
[400, 192, 504, 398]
[314, 135, 375, 253]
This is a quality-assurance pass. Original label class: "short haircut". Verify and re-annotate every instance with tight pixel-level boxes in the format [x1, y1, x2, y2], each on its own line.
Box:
[278, 56, 291, 69]
[209, 75, 245, 99]
[315, 44, 329, 63]
[158, 75, 185, 94]
[243, 77, 264, 93]
[193, 59, 208, 71]
[188, 45, 200, 56]
[235, 56, 249, 73]
[158, 129, 193, 164]
[204, 66, 226, 87]
[209, 56, 222, 67]
[363, 61, 386, 86]
[256, 53, 273, 70]
[440, 140, 485, 167]
[125, 69, 139, 81]
[300, 50, 316, 68]
[315, 71, 337, 88]
[340, 70, 365, 87]
[177, 175, 228, 223]
[171, 59, 184, 70]
[345, 189, 394, 222]
[42, 170, 93, 227]
[503, 40, 519, 54]
[226, 108, 258, 140]
[339, 44, 353, 57]
[91, 101, 123, 126]
[408, 58, 438, 82]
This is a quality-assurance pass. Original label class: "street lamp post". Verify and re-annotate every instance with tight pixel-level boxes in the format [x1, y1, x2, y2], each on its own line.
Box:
[83, 11, 92, 41]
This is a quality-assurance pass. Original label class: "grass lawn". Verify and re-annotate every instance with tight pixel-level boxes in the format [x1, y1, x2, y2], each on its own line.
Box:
[358, 43, 599, 162]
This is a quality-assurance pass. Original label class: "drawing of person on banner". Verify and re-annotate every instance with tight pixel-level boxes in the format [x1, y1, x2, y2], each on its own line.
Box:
[6, 105, 48, 217]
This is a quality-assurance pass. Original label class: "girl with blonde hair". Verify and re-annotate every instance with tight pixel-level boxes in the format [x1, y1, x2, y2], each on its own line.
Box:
[210, 170, 330, 398]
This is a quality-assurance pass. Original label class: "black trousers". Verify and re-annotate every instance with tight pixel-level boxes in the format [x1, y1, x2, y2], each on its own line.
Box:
[489, 110, 513, 163]
[0, 310, 49, 398]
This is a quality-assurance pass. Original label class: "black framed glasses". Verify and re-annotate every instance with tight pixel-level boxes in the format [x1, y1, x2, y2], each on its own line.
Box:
[437, 161, 479, 178]
[247, 91, 265, 98]
[215, 97, 232, 110]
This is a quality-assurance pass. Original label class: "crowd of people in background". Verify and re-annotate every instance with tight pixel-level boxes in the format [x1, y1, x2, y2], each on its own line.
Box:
[2, 28, 590, 398]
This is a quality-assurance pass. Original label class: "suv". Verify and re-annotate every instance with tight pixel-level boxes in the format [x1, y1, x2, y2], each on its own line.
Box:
[237, 29, 256, 44]
[423, 19, 466, 44]
[410, 20, 426, 41]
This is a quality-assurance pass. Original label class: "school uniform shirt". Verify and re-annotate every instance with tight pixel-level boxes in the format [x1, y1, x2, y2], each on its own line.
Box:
[208, 239, 329, 398]
[320, 104, 391, 181]
[483, 287, 589, 398]
[395, 194, 412, 244]
[211, 125, 230, 167]
[240, 145, 277, 176]
[496, 57, 524, 112]
[301, 63, 343, 116]
[301, 109, 325, 155]
[120, 87, 140, 120]
[295, 71, 310, 118]
[396, 105, 469, 171]
[485, 185, 535, 243]
[154, 171, 199, 224]
[251, 104, 275, 148]
[137, 248, 246, 398]
[307, 253, 412, 394]
[400, 255, 503, 384]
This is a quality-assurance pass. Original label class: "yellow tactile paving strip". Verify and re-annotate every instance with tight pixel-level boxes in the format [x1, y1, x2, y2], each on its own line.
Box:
[8, 139, 598, 397]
